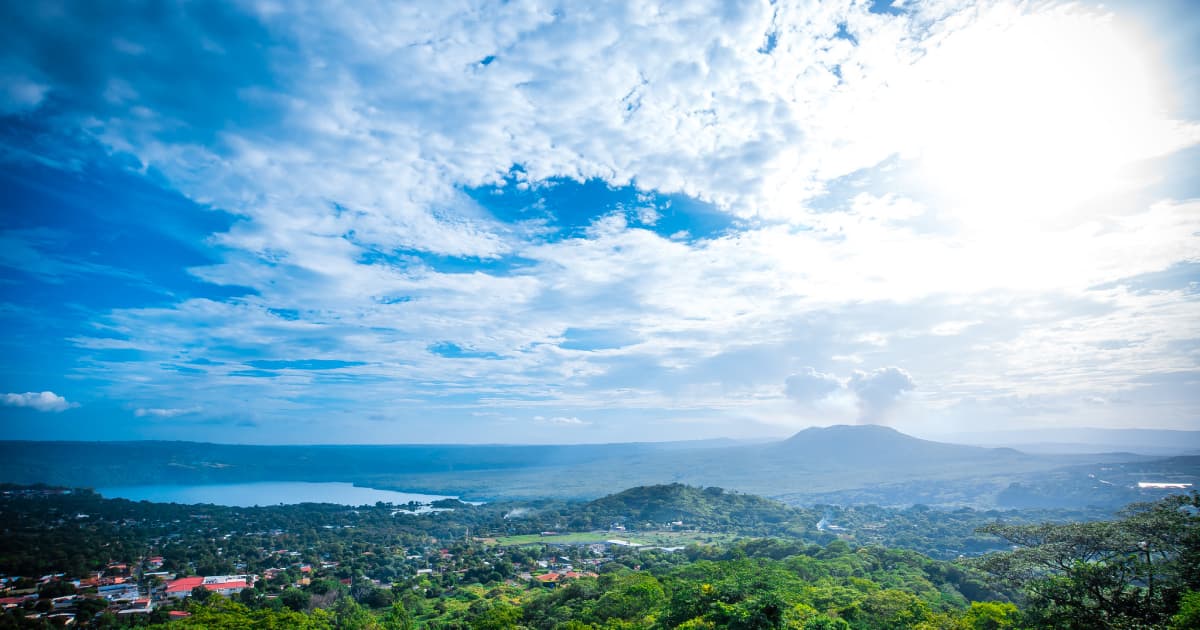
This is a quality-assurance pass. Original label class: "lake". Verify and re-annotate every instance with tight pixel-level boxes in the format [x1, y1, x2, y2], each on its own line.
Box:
[96, 481, 460, 507]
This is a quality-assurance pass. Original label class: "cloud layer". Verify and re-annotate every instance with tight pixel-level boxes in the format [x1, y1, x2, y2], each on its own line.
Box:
[0, 0, 1197, 442]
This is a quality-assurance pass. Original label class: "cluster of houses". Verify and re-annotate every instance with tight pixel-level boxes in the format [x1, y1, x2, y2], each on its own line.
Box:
[0, 530, 419, 626]
[0, 560, 262, 624]
[1, 528, 688, 624]
[0, 562, 166, 625]
[530, 570, 600, 584]
[511, 540, 654, 586]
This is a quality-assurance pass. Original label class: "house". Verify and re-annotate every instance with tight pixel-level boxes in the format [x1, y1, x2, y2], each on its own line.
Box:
[164, 575, 252, 600]
[77, 577, 101, 589]
[98, 583, 140, 601]
[0, 595, 31, 610]
[164, 577, 204, 599]
[204, 579, 250, 597]
[117, 599, 153, 615]
[562, 571, 599, 579]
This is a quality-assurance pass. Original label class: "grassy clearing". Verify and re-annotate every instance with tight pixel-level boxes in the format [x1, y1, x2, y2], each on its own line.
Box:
[489, 532, 615, 546]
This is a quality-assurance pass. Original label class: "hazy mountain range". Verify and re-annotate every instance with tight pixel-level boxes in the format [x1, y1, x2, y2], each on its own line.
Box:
[2, 425, 1196, 509]
[927, 427, 1200, 455]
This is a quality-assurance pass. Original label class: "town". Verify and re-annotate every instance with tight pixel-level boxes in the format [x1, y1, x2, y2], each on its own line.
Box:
[0, 485, 716, 627]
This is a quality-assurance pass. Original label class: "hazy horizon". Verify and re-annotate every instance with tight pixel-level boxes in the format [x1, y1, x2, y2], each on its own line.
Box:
[2, 0, 1199, 444]
[0, 423, 1197, 452]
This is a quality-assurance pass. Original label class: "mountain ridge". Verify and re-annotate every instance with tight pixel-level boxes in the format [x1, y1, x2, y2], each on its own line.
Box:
[762, 423, 1028, 469]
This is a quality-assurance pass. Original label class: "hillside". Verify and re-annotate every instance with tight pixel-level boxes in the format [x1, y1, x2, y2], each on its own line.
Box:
[936, 427, 1200, 456]
[765, 424, 1027, 469]
[580, 483, 795, 530]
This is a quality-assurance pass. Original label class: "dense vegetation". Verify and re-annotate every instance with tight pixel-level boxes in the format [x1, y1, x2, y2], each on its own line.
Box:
[1, 485, 1197, 629]
[146, 543, 1009, 630]
[973, 492, 1200, 628]
[0, 482, 1112, 577]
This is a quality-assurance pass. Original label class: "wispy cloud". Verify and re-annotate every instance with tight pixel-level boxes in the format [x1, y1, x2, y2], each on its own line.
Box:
[134, 407, 200, 418]
[534, 416, 589, 426]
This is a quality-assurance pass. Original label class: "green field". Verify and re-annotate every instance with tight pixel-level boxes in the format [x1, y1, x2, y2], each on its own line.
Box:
[487, 530, 739, 547]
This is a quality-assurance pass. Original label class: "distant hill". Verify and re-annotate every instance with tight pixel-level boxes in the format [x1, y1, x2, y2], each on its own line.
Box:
[931, 427, 1200, 456]
[582, 483, 795, 530]
[995, 455, 1200, 509]
[764, 424, 1026, 470]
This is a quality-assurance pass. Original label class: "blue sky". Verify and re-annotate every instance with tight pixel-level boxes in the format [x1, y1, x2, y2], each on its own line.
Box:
[1, 0, 1198, 443]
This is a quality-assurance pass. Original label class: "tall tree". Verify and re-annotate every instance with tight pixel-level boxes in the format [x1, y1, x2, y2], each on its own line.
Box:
[973, 492, 1200, 629]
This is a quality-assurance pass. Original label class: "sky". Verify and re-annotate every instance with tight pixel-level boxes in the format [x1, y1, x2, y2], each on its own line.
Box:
[0, 0, 1198, 444]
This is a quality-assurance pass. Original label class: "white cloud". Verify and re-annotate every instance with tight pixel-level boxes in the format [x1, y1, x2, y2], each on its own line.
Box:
[849, 367, 916, 424]
[533, 415, 589, 426]
[3, 391, 75, 413]
[134, 407, 200, 418]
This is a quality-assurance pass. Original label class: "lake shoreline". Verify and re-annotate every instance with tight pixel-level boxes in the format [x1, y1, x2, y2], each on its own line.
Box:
[95, 481, 466, 508]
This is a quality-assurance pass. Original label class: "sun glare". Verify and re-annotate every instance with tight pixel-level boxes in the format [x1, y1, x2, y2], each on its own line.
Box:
[908, 7, 1185, 232]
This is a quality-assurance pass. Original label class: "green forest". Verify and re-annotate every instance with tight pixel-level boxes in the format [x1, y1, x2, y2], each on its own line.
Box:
[0, 484, 1197, 629]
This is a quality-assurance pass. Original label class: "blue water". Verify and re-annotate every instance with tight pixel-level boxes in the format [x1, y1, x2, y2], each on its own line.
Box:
[97, 481, 458, 507]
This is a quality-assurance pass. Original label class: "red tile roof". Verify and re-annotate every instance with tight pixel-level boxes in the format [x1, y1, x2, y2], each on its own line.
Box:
[166, 577, 249, 593]
[205, 581, 249, 591]
[164, 577, 204, 593]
